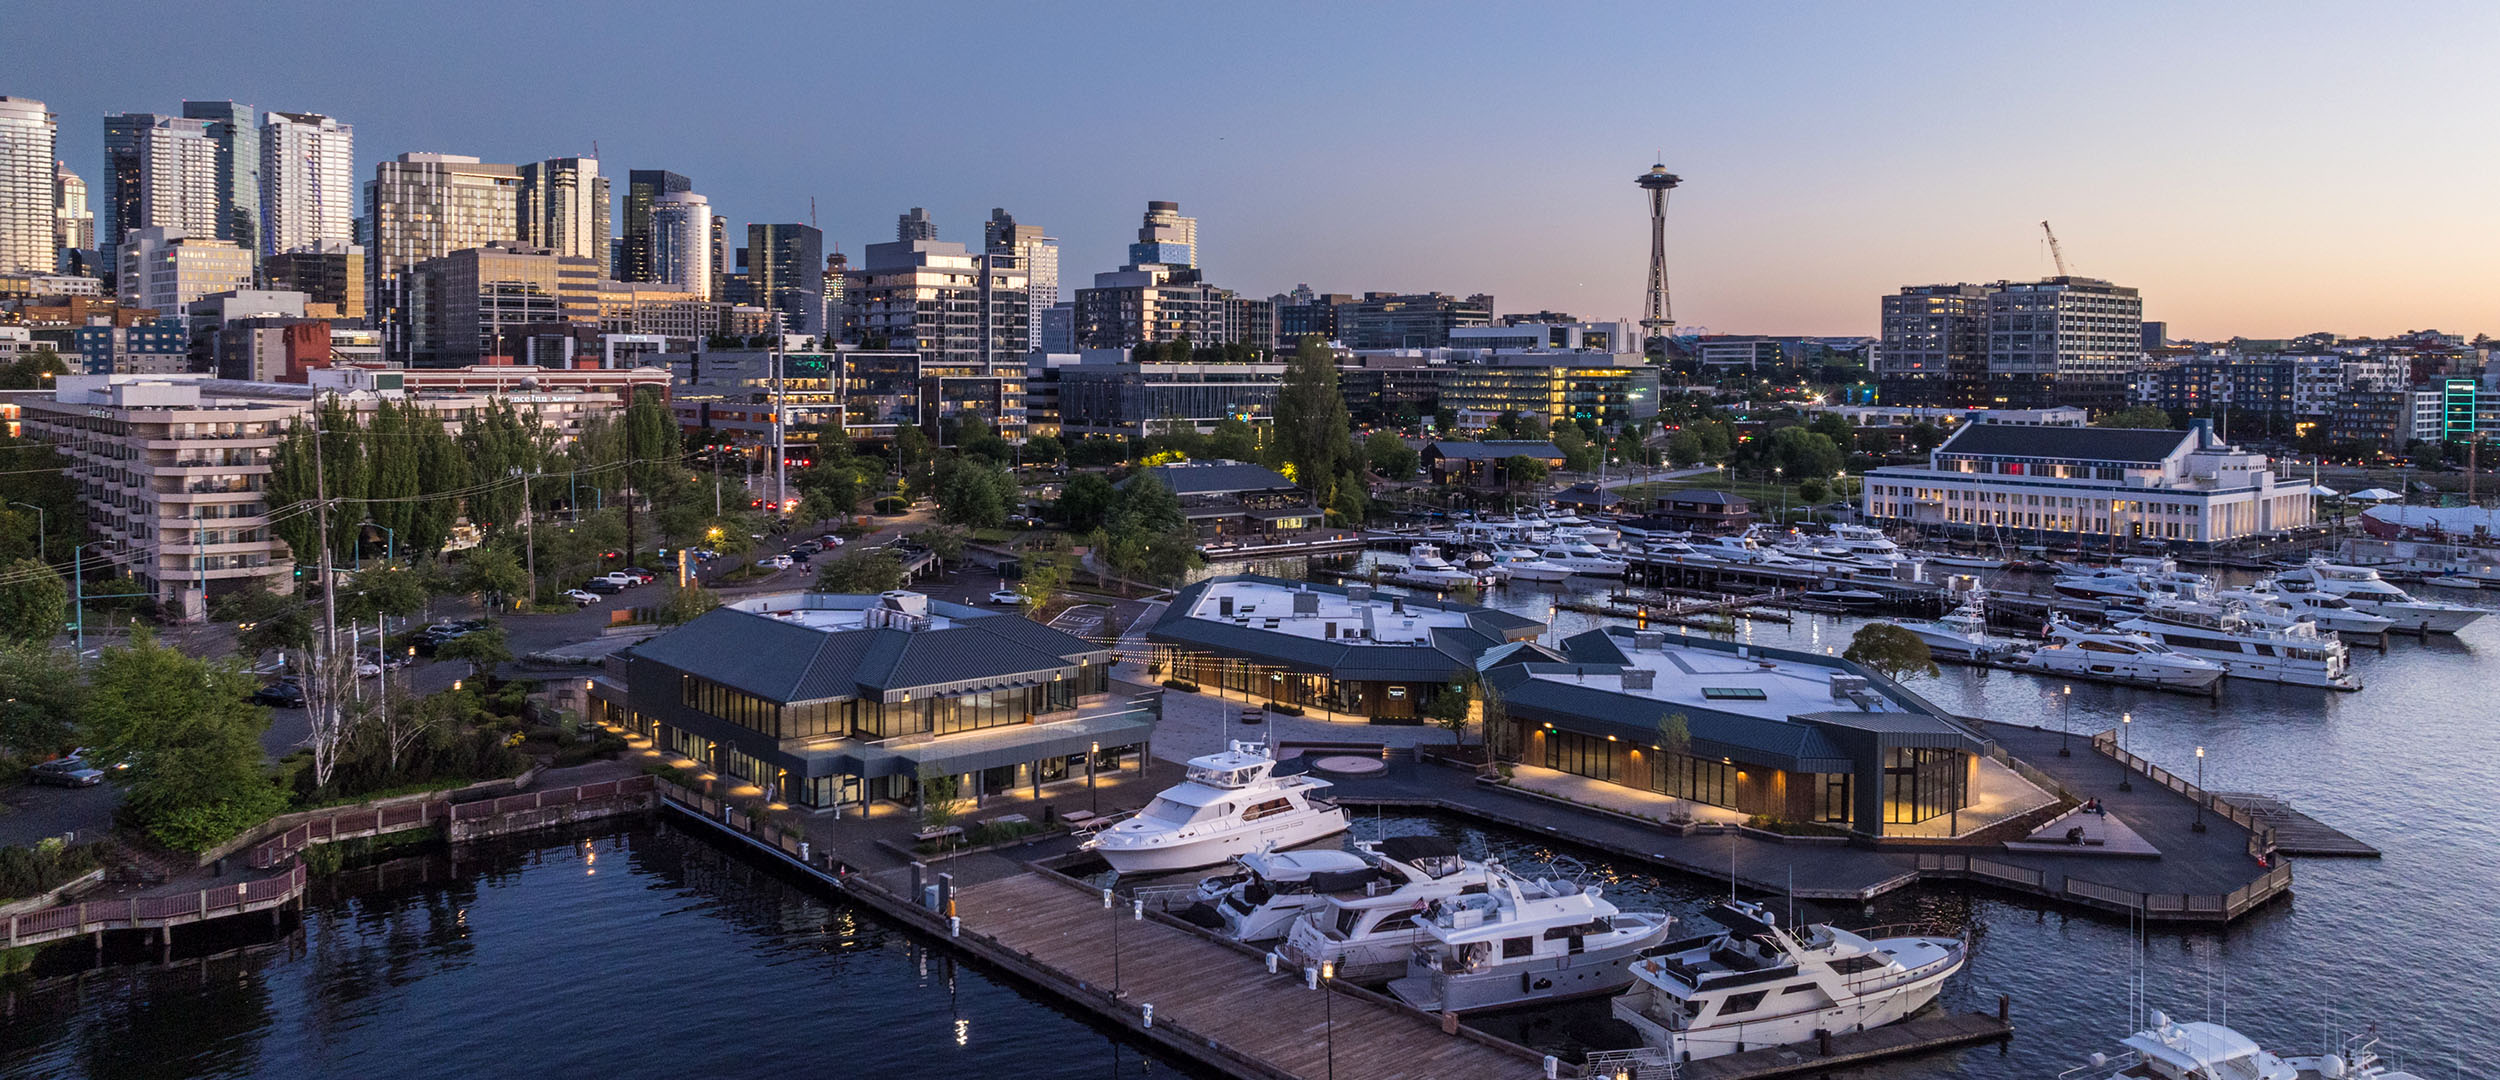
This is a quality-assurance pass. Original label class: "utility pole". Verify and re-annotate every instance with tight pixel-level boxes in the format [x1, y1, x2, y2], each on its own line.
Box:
[773, 338, 788, 513]
[313, 412, 338, 659]
[515, 468, 536, 607]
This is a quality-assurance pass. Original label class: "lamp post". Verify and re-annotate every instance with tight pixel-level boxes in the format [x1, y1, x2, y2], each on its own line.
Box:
[2059, 685, 2072, 756]
[2117, 712, 2133, 792]
[72, 540, 114, 653]
[2192, 746, 2207, 832]
[1088, 740, 1100, 814]
[10, 502, 44, 559]
[1307, 961, 1337, 1080]
[358, 521, 396, 566]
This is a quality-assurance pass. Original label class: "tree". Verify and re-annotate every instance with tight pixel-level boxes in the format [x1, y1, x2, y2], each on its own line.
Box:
[1666, 428, 1710, 467]
[891, 424, 933, 491]
[337, 566, 427, 623]
[935, 458, 1011, 529]
[1907, 422, 1945, 452]
[437, 626, 512, 686]
[1433, 406, 1458, 433]
[1275, 338, 1355, 510]
[1501, 455, 1549, 494]
[1018, 546, 1075, 609]
[1657, 711, 1691, 758]
[1058, 472, 1119, 533]
[917, 762, 964, 831]
[1762, 426, 1846, 482]
[655, 584, 721, 626]
[1797, 477, 1830, 506]
[0, 642, 83, 757]
[1111, 474, 1184, 536]
[1476, 678, 1513, 774]
[1425, 673, 1479, 745]
[622, 386, 682, 559]
[1207, 415, 1260, 462]
[0, 557, 66, 643]
[457, 546, 528, 610]
[217, 584, 314, 660]
[1021, 434, 1064, 466]
[1328, 468, 1368, 527]
[917, 524, 968, 570]
[2095, 406, 2176, 430]
[815, 548, 905, 594]
[1553, 424, 1600, 473]
[0, 347, 69, 390]
[1843, 623, 1939, 683]
[1365, 431, 1419, 480]
[81, 632, 281, 851]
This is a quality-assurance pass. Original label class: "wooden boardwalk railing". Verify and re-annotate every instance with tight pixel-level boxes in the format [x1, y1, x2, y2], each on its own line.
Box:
[5, 866, 308, 948]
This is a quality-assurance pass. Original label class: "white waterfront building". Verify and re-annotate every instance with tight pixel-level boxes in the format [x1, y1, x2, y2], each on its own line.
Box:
[1860, 418, 2313, 548]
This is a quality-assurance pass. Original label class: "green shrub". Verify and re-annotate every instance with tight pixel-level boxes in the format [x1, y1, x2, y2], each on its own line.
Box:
[1263, 701, 1304, 716]
[0, 840, 102, 902]
[147, 784, 291, 853]
[1162, 678, 1200, 693]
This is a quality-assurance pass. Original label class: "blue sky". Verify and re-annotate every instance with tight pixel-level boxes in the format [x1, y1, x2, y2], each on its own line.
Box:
[11, 0, 2496, 338]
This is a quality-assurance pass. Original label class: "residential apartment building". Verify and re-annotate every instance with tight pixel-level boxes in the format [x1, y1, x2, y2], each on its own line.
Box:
[1073, 264, 1240, 349]
[1861, 418, 2312, 548]
[1130, 200, 1196, 267]
[648, 191, 712, 298]
[101, 113, 220, 260]
[896, 207, 937, 241]
[2325, 387, 2441, 450]
[179, 101, 259, 259]
[1273, 289, 1352, 346]
[517, 157, 610, 274]
[366, 153, 522, 359]
[207, 317, 330, 382]
[116, 227, 254, 329]
[1984, 276, 2144, 411]
[53, 160, 93, 267]
[258, 111, 354, 257]
[70, 317, 188, 374]
[618, 169, 690, 283]
[847, 238, 1030, 406]
[1333, 291, 1494, 350]
[2131, 354, 2296, 434]
[1875, 283, 1990, 406]
[0, 98, 53, 273]
[984, 207, 1057, 350]
[404, 241, 599, 367]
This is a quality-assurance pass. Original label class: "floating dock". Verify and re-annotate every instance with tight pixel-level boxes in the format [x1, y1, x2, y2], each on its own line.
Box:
[2211, 793, 2381, 857]
[1596, 1009, 2015, 1080]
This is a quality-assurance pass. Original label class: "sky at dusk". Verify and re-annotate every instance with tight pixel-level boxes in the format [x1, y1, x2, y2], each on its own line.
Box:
[10, 0, 2497, 340]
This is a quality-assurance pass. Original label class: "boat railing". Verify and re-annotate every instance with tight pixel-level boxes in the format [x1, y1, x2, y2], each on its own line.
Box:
[2055, 1049, 2142, 1080]
[1582, 1047, 1680, 1080]
[1128, 882, 1209, 913]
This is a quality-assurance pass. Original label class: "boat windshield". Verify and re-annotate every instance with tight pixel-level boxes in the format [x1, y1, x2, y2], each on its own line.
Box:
[1138, 797, 1202, 824]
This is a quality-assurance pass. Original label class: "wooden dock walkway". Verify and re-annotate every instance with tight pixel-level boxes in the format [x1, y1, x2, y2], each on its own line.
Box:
[2212, 793, 2380, 857]
[1670, 1011, 2013, 1080]
[950, 871, 1539, 1080]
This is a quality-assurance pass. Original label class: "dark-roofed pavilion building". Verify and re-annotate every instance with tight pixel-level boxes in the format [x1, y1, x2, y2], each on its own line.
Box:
[1128, 460, 1318, 541]
[1484, 626, 1990, 837]
[1858, 417, 2312, 550]
[1421, 439, 1566, 490]
[597, 590, 1145, 811]
[1148, 574, 1544, 721]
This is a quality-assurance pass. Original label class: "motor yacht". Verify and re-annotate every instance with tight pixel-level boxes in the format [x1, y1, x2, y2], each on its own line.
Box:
[2061, 1010, 2430, 1080]
[1697, 531, 1805, 567]
[1895, 597, 2024, 661]
[1184, 846, 1379, 944]
[1385, 861, 1674, 1013]
[1611, 900, 1968, 1062]
[1537, 542, 1629, 577]
[1825, 524, 1908, 563]
[2115, 599, 2358, 690]
[1273, 836, 1495, 980]
[1486, 547, 1575, 583]
[2017, 616, 2227, 691]
[1919, 552, 2011, 571]
[2274, 558, 2487, 634]
[2212, 582, 2395, 638]
[1085, 742, 1349, 875]
[2053, 556, 2213, 608]
[1390, 544, 1487, 589]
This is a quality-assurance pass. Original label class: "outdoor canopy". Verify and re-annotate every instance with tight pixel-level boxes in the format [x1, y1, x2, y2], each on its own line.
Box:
[2346, 487, 2403, 502]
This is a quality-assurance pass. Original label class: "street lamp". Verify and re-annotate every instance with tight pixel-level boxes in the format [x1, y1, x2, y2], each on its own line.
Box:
[9, 502, 44, 559]
[358, 520, 396, 567]
[1088, 740, 1100, 814]
[2117, 712, 2133, 792]
[1307, 961, 1337, 1080]
[2058, 685, 2072, 756]
[2192, 746, 2207, 832]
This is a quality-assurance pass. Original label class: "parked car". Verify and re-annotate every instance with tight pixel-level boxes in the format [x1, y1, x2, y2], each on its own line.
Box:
[581, 578, 626, 594]
[987, 588, 1028, 606]
[359, 647, 413, 670]
[64, 747, 133, 774]
[620, 567, 657, 584]
[355, 659, 383, 679]
[28, 758, 105, 788]
[562, 588, 602, 606]
[252, 680, 306, 708]
[591, 572, 638, 589]
[818, 535, 844, 548]
[760, 555, 794, 570]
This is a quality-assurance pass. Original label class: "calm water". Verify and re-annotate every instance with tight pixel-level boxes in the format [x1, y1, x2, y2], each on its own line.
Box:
[7, 563, 2496, 1079]
[0, 823, 1195, 1080]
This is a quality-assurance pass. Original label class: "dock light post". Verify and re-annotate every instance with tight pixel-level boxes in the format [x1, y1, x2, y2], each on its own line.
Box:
[2059, 685, 2072, 756]
[2117, 712, 2133, 792]
[2192, 746, 2207, 832]
[1089, 741, 1100, 814]
[1306, 961, 1337, 1080]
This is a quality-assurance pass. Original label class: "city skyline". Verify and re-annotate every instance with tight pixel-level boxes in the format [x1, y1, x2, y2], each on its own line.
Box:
[8, 0, 2498, 339]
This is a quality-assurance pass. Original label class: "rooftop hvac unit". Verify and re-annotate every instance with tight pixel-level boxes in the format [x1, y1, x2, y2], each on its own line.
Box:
[1633, 630, 1666, 651]
[1621, 668, 1656, 691]
[1293, 592, 1320, 614]
[1347, 584, 1373, 603]
[1828, 673, 1870, 701]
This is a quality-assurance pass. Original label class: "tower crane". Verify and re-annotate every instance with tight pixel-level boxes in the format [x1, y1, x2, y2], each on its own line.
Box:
[2040, 220, 2070, 277]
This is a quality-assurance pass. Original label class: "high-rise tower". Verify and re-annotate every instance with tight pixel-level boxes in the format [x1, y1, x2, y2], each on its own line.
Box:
[1635, 162, 1681, 347]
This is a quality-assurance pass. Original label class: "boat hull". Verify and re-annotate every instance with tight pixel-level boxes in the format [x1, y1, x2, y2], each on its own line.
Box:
[2343, 600, 2485, 634]
[1095, 810, 1351, 876]
[1386, 919, 1671, 1013]
[1616, 946, 1964, 1061]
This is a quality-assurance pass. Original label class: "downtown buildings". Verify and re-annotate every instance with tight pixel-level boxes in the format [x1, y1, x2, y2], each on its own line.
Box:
[1874, 277, 2144, 411]
[0, 97, 55, 273]
[258, 111, 355, 257]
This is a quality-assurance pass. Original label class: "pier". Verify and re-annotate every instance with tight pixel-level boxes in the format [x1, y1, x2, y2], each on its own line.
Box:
[2210, 793, 2381, 857]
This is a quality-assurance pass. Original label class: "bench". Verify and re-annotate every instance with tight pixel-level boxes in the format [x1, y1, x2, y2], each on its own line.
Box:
[912, 825, 964, 844]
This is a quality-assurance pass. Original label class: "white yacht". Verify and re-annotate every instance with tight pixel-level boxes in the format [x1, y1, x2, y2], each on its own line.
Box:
[2018, 616, 2228, 691]
[1385, 862, 1673, 1013]
[2116, 599, 2358, 690]
[1917, 551, 2012, 571]
[1273, 836, 1496, 980]
[2054, 556, 2213, 608]
[2062, 1010, 2430, 1080]
[1611, 900, 1968, 1062]
[1895, 597, 2025, 660]
[1186, 846, 1378, 944]
[1826, 524, 1908, 563]
[1487, 547, 1575, 583]
[1537, 542, 1629, 577]
[1085, 742, 1349, 875]
[1697, 531, 1805, 567]
[1392, 544, 1488, 589]
[2212, 582, 2395, 638]
[2274, 558, 2487, 634]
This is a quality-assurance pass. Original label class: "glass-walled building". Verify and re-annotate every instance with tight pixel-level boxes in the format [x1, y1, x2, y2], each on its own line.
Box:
[1483, 627, 1989, 837]
[1147, 575, 1543, 722]
[603, 590, 1148, 811]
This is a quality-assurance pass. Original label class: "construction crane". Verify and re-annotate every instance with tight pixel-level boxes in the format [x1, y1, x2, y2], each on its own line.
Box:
[809, 197, 818, 230]
[2040, 220, 2070, 277]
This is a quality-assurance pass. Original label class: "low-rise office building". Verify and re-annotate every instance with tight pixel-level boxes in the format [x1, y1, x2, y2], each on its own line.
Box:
[1485, 626, 1989, 838]
[1131, 461, 1318, 541]
[1860, 418, 2313, 548]
[1647, 489, 1754, 533]
[603, 590, 1146, 811]
[1052, 354, 1282, 436]
[1421, 439, 1564, 489]
[1146, 575, 1543, 721]
[1437, 352, 1659, 433]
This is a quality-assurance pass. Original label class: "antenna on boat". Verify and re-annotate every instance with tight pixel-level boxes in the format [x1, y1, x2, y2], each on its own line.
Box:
[1786, 864, 1795, 930]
